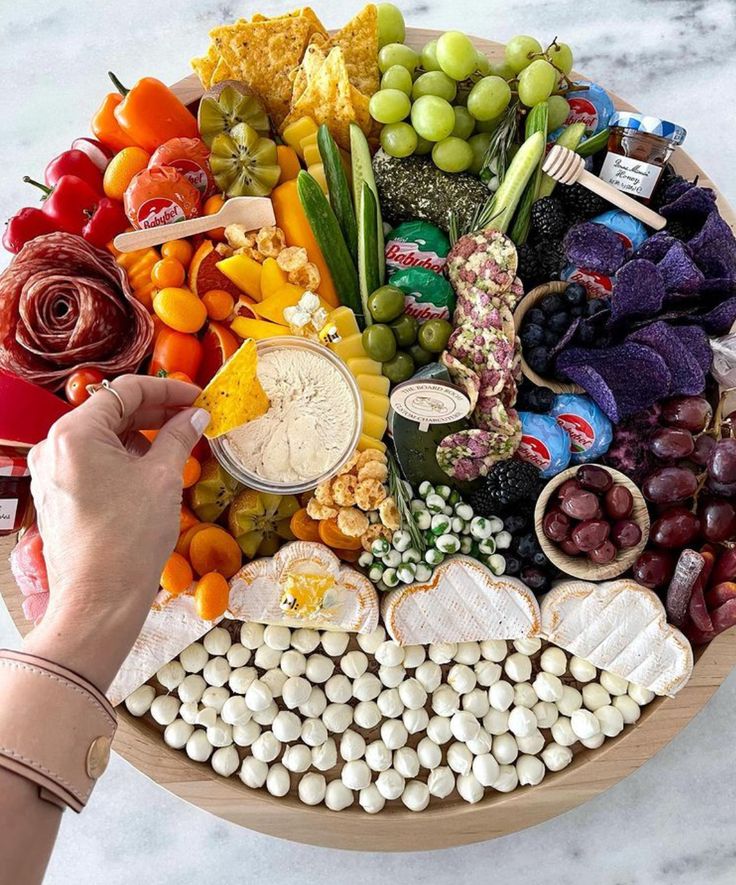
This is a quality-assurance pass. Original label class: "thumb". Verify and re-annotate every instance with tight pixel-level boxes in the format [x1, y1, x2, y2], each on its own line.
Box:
[147, 407, 210, 470]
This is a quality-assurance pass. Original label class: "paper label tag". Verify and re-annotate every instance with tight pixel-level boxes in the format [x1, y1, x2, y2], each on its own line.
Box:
[599, 152, 661, 199]
[0, 499, 19, 530]
[390, 380, 471, 432]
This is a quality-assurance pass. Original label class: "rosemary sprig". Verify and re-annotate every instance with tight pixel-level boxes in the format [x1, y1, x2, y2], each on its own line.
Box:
[387, 452, 426, 553]
[479, 99, 519, 186]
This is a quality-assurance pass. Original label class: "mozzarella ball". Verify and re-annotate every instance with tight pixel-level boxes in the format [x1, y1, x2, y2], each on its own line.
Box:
[447, 741, 473, 776]
[532, 701, 559, 729]
[508, 706, 537, 738]
[322, 703, 353, 734]
[325, 674, 352, 704]
[211, 745, 239, 778]
[472, 753, 500, 787]
[151, 695, 180, 726]
[240, 622, 265, 650]
[180, 642, 208, 673]
[539, 646, 567, 676]
[480, 639, 507, 662]
[365, 739, 392, 772]
[375, 640, 404, 667]
[244, 679, 272, 713]
[196, 706, 217, 729]
[311, 738, 337, 771]
[202, 686, 230, 713]
[380, 719, 408, 751]
[299, 772, 327, 806]
[533, 672, 564, 704]
[226, 643, 251, 668]
[325, 779, 353, 811]
[228, 666, 257, 695]
[398, 678, 427, 710]
[301, 718, 328, 747]
[489, 680, 514, 712]
[340, 729, 366, 762]
[186, 729, 213, 762]
[376, 768, 405, 800]
[260, 669, 287, 699]
[233, 720, 261, 747]
[240, 756, 268, 788]
[516, 730, 545, 756]
[356, 626, 386, 654]
[263, 625, 290, 651]
[456, 772, 484, 804]
[342, 759, 371, 790]
[359, 784, 385, 815]
[179, 701, 199, 725]
[432, 685, 460, 717]
[513, 682, 538, 709]
[427, 714, 453, 745]
[353, 672, 382, 701]
[403, 707, 429, 735]
[207, 718, 233, 748]
[462, 688, 490, 718]
[628, 683, 655, 705]
[280, 649, 307, 678]
[266, 763, 290, 798]
[569, 655, 596, 683]
[203, 657, 231, 688]
[466, 728, 493, 756]
[204, 627, 232, 657]
[571, 709, 601, 740]
[394, 746, 420, 779]
[613, 694, 641, 724]
[541, 741, 573, 772]
[157, 661, 185, 691]
[282, 676, 312, 709]
[493, 764, 519, 793]
[491, 732, 518, 765]
[401, 780, 430, 812]
[341, 650, 368, 679]
[513, 637, 542, 655]
[475, 660, 502, 688]
[252, 701, 278, 726]
[428, 642, 456, 665]
[415, 661, 442, 693]
[353, 700, 381, 730]
[125, 684, 156, 717]
[378, 665, 406, 689]
[220, 696, 251, 727]
[416, 737, 442, 770]
[377, 688, 404, 718]
[517, 754, 545, 786]
[483, 708, 510, 736]
[299, 686, 327, 719]
[448, 664, 476, 695]
[454, 641, 481, 665]
[321, 631, 349, 657]
[272, 710, 302, 743]
[582, 683, 611, 712]
[550, 716, 577, 748]
[428, 766, 455, 799]
[291, 628, 320, 654]
[600, 671, 629, 696]
[595, 704, 625, 738]
[178, 674, 206, 704]
[255, 645, 282, 671]
[164, 719, 194, 749]
[580, 731, 605, 749]
[450, 710, 481, 743]
[557, 685, 583, 717]
[251, 731, 281, 762]
[283, 744, 312, 773]
[504, 652, 532, 683]
[402, 645, 426, 668]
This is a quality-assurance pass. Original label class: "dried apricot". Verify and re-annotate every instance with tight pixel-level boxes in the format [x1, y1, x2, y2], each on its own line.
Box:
[161, 552, 193, 596]
[189, 525, 242, 578]
[318, 517, 362, 551]
[290, 508, 321, 542]
[182, 456, 202, 489]
[195, 571, 230, 620]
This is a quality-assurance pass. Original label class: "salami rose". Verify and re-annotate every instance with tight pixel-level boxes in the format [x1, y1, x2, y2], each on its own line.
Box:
[0, 232, 154, 389]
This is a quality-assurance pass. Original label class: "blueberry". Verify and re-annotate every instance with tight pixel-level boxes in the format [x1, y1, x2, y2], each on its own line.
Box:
[564, 283, 587, 306]
[521, 323, 545, 347]
[548, 311, 571, 333]
[527, 346, 551, 374]
[544, 329, 558, 346]
[517, 533, 540, 558]
[586, 298, 606, 316]
[540, 295, 562, 314]
[504, 554, 521, 576]
[533, 550, 550, 567]
[527, 308, 545, 326]
[529, 387, 555, 412]
[570, 305, 585, 318]
[503, 514, 529, 534]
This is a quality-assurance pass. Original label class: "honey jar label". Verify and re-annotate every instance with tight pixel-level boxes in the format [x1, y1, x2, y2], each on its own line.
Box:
[599, 152, 661, 199]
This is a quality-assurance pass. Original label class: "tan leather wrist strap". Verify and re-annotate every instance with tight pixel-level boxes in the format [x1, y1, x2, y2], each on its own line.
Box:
[0, 649, 117, 813]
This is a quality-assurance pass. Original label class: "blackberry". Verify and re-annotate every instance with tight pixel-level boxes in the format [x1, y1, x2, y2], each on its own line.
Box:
[469, 459, 542, 514]
[530, 197, 567, 241]
[665, 217, 700, 243]
[558, 182, 608, 223]
[537, 239, 565, 281]
[517, 241, 543, 288]
[650, 164, 686, 211]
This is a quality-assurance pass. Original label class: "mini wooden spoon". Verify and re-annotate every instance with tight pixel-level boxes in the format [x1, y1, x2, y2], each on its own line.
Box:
[112, 196, 276, 253]
[542, 145, 667, 231]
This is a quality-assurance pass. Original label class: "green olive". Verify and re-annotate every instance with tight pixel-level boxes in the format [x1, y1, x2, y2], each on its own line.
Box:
[382, 351, 416, 384]
[367, 285, 406, 323]
[408, 343, 433, 367]
[362, 324, 397, 362]
[417, 318, 453, 353]
[390, 314, 418, 347]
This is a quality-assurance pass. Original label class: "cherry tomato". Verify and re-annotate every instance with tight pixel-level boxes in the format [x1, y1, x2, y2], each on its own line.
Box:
[65, 368, 104, 406]
[149, 327, 203, 379]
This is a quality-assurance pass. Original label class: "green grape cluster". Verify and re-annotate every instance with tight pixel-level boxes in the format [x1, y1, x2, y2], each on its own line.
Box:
[369, 20, 575, 176]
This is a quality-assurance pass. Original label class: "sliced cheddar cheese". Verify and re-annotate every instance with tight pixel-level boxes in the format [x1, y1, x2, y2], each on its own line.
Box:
[361, 391, 390, 421]
[357, 373, 390, 396]
[357, 433, 387, 453]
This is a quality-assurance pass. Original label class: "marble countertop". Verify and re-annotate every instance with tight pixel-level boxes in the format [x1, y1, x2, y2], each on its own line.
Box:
[1, 1, 735, 883]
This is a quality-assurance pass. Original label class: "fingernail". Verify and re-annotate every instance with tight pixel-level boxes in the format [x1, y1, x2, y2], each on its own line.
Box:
[190, 408, 210, 435]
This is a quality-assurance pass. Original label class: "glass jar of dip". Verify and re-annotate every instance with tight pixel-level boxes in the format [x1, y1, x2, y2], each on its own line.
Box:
[0, 449, 32, 536]
[598, 112, 687, 203]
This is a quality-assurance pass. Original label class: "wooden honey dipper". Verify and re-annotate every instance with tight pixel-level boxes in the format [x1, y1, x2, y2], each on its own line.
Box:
[542, 145, 667, 231]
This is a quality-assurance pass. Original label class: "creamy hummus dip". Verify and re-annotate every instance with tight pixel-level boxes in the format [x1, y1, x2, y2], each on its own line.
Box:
[222, 346, 357, 485]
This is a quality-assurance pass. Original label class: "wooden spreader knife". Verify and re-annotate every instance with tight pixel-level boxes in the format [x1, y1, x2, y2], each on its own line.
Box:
[112, 196, 276, 253]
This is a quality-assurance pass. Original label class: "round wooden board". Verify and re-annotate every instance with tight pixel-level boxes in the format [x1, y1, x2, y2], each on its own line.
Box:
[3, 28, 736, 852]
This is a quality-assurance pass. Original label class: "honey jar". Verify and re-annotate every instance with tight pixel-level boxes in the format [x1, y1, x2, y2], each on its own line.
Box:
[0, 449, 32, 536]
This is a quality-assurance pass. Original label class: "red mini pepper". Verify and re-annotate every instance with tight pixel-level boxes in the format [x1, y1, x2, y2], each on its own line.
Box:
[2, 207, 58, 253]
[44, 149, 103, 193]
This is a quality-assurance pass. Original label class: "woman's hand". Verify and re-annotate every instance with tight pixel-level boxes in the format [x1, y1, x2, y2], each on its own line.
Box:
[23, 375, 209, 691]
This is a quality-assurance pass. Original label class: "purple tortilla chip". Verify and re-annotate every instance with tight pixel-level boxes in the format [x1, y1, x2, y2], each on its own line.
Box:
[689, 212, 736, 280]
[628, 321, 705, 396]
[671, 324, 712, 374]
[657, 241, 705, 293]
[549, 317, 581, 363]
[564, 222, 627, 275]
[557, 342, 672, 423]
[610, 259, 667, 322]
[700, 278, 736, 296]
[662, 180, 696, 205]
[633, 233, 681, 263]
[698, 297, 736, 335]
[661, 184, 717, 219]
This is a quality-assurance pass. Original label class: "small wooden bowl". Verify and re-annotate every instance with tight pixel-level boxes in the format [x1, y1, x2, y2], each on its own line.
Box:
[534, 464, 650, 581]
[512, 281, 585, 395]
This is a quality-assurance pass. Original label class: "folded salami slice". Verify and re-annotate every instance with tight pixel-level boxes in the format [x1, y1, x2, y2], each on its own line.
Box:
[0, 232, 154, 389]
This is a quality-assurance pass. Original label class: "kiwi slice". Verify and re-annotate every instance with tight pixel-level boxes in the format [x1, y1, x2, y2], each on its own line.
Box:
[189, 459, 241, 522]
[198, 83, 270, 147]
[228, 489, 299, 558]
[209, 123, 281, 198]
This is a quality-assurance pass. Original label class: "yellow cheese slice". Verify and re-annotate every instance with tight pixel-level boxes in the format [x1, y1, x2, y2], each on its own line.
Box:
[357, 373, 390, 396]
[361, 390, 389, 420]
[332, 332, 366, 362]
[326, 306, 360, 340]
[362, 411, 388, 440]
[348, 356, 382, 376]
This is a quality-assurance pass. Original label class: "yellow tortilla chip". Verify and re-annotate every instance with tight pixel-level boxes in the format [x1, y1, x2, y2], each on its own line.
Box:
[190, 44, 219, 88]
[291, 41, 327, 104]
[210, 56, 235, 85]
[325, 4, 379, 96]
[194, 339, 269, 439]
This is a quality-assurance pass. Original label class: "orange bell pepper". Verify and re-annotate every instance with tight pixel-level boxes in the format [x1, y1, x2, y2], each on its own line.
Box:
[91, 92, 140, 153]
[108, 73, 198, 154]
